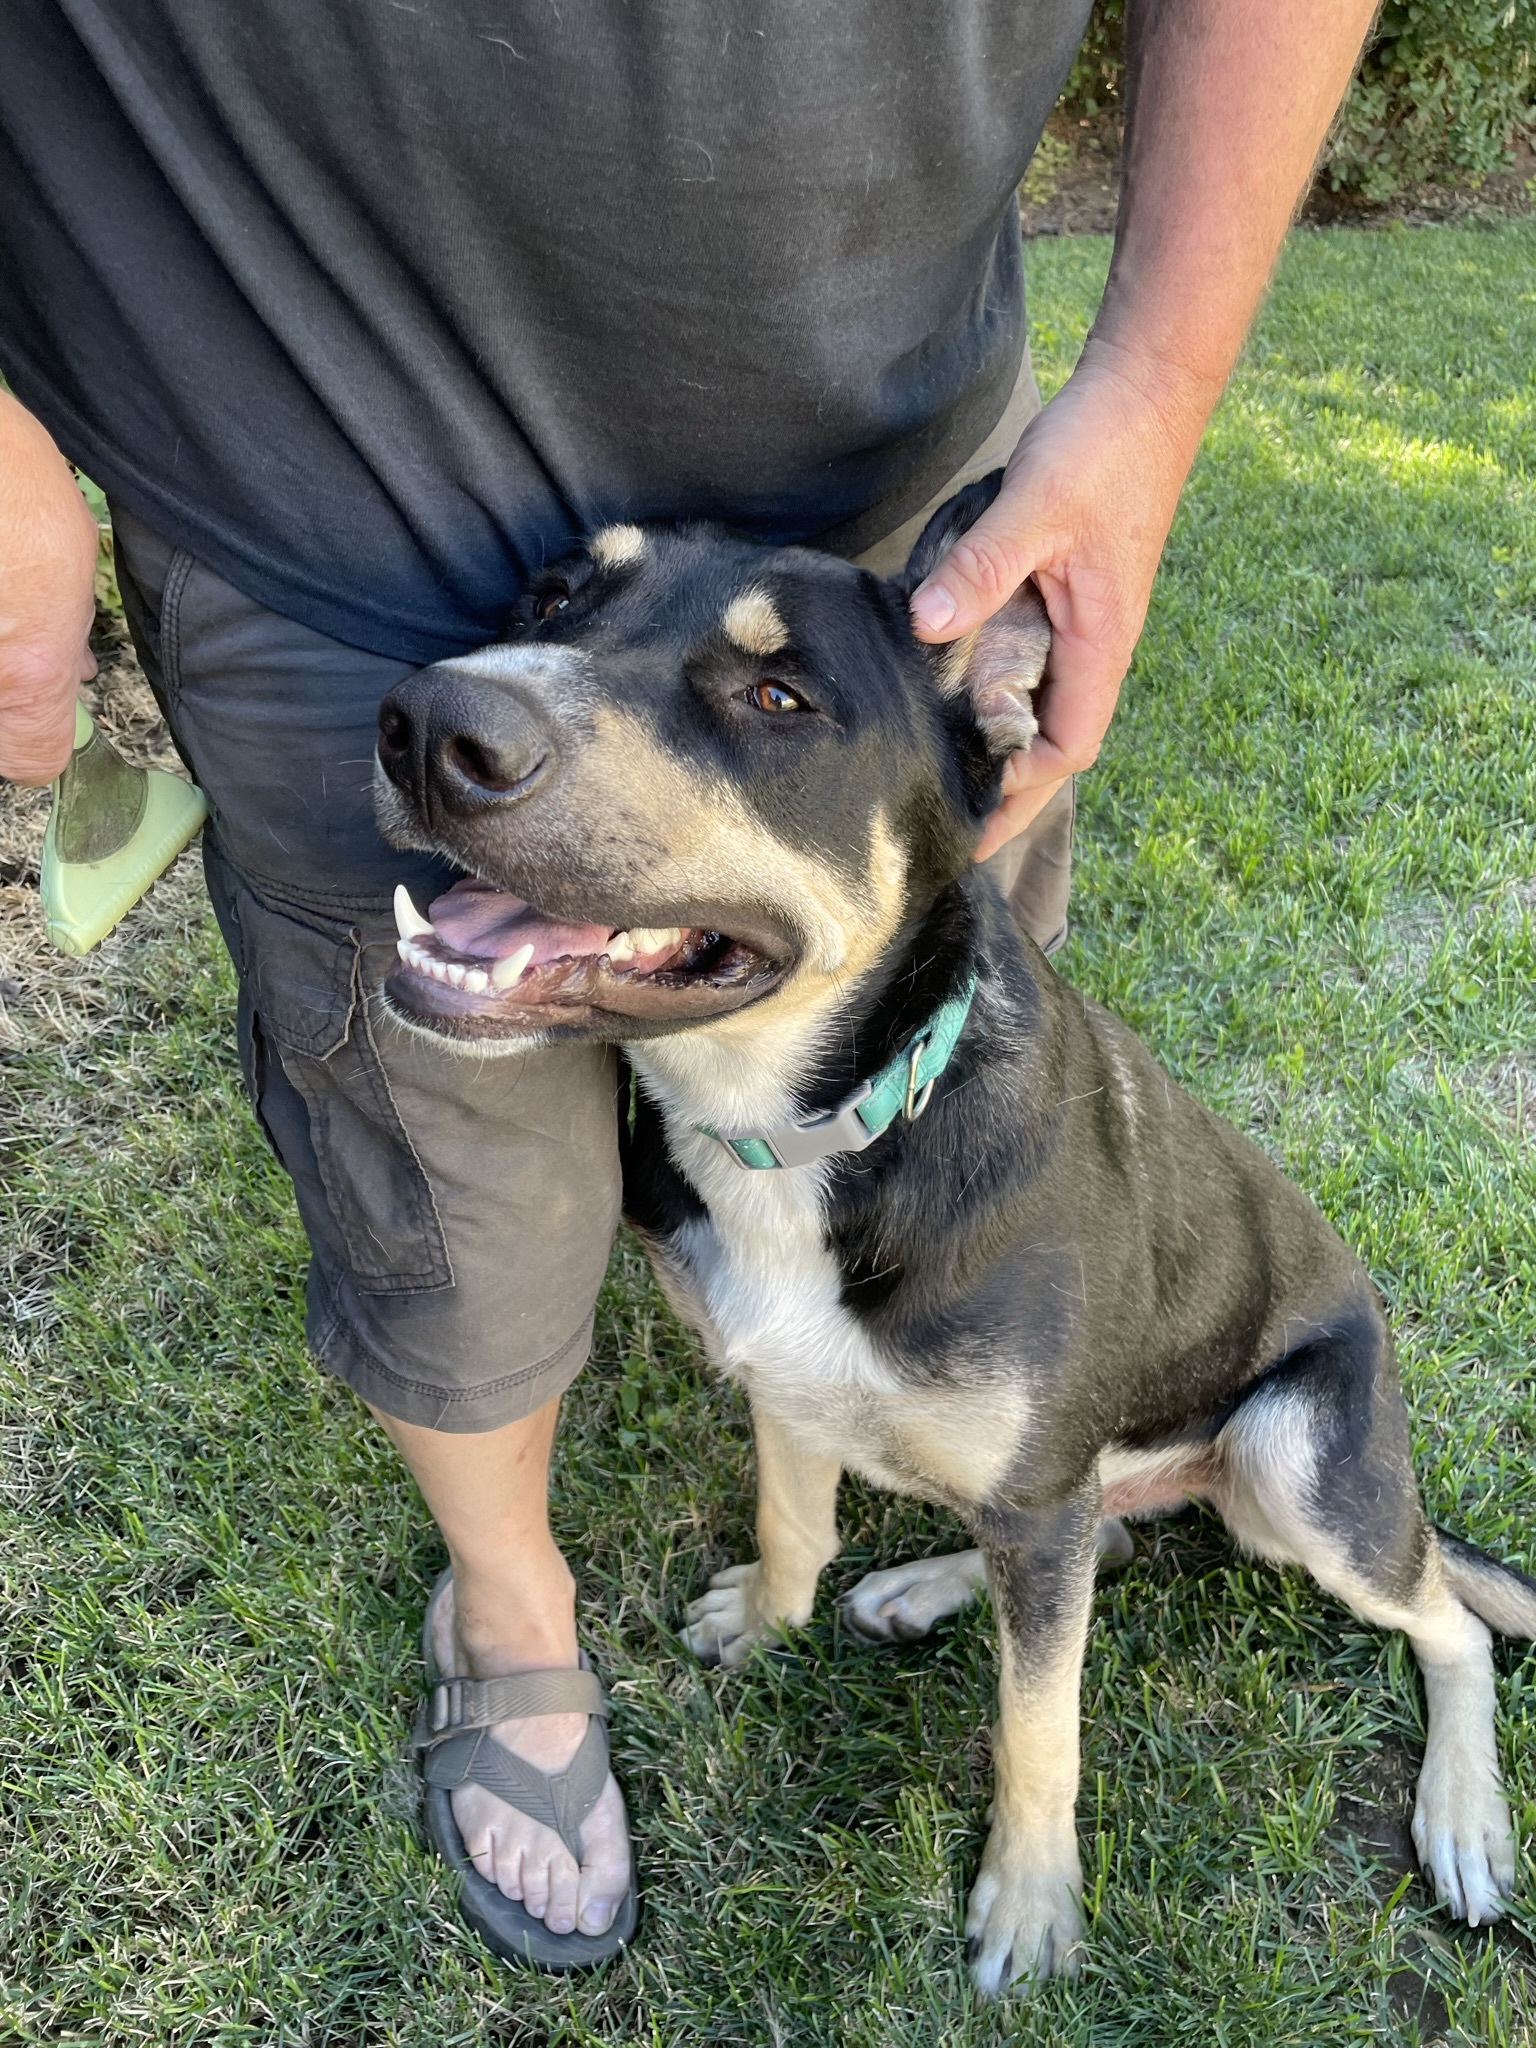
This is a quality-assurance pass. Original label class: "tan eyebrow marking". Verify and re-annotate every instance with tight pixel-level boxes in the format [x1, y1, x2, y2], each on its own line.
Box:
[590, 523, 647, 569]
[721, 586, 790, 656]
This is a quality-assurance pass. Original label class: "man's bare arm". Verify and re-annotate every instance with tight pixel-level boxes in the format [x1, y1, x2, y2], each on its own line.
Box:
[911, 0, 1379, 858]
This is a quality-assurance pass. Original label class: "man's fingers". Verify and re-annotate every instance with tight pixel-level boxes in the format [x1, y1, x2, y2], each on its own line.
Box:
[0, 680, 83, 783]
[910, 487, 1039, 641]
[1016, 631, 1123, 782]
[974, 774, 1069, 863]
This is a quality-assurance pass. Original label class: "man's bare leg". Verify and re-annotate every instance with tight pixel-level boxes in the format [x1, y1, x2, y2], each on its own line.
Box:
[373, 1395, 630, 1938]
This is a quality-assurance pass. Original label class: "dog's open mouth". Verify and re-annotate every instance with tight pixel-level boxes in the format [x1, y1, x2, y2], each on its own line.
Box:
[384, 876, 789, 1039]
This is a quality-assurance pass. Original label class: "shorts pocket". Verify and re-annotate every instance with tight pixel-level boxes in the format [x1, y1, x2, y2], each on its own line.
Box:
[234, 882, 454, 1296]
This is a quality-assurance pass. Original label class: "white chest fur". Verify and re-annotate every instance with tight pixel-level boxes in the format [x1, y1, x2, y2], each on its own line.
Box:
[634, 1052, 1030, 1505]
[662, 1125, 907, 1476]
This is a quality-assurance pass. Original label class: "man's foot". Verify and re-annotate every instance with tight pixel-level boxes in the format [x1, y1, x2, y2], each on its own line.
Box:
[428, 1578, 631, 1939]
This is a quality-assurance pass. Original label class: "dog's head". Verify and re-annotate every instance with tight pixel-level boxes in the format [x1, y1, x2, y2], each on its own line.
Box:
[374, 473, 1048, 1047]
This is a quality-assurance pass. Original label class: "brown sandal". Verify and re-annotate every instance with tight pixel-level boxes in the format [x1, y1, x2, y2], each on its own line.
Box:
[414, 1568, 638, 1970]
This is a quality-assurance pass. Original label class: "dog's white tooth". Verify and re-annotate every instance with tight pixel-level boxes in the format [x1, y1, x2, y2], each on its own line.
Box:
[629, 926, 683, 954]
[393, 882, 435, 941]
[445, 962, 467, 989]
[428, 958, 449, 983]
[605, 931, 636, 963]
[490, 942, 536, 990]
[397, 938, 412, 962]
[464, 968, 489, 994]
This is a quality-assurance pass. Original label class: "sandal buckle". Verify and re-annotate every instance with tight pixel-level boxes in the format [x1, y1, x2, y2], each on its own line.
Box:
[430, 1678, 465, 1733]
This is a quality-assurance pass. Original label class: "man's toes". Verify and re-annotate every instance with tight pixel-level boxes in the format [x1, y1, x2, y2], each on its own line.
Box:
[576, 1886, 618, 1936]
[519, 1852, 552, 1921]
[452, 1763, 632, 1936]
[491, 1836, 525, 1902]
[575, 1779, 631, 1935]
[541, 1848, 581, 1936]
[464, 1822, 513, 1897]
[576, 1865, 620, 1937]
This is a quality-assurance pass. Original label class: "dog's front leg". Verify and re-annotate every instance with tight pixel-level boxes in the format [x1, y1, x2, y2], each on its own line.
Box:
[966, 1481, 1099, 1997]
[684, 1403, 840, 1668]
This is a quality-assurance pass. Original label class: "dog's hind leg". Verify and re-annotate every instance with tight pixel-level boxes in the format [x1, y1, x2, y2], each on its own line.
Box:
[964, 1480, 1100, 1997]
[683, 1403, 840, 1669]
[841, 1548, 990, 1642]
[1214, 1309, 1517, 1926]
[841, 1518, 1134, 1644]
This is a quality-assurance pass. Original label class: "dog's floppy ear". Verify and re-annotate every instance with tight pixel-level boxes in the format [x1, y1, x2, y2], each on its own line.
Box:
[897, 471, 1051, 759]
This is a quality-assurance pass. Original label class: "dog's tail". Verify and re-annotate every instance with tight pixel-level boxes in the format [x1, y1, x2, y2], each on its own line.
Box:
[1437, 1528, 1536, 1638]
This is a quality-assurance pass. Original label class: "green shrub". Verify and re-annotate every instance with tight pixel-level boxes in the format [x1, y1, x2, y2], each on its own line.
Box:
[1059, 0, 1536, 199]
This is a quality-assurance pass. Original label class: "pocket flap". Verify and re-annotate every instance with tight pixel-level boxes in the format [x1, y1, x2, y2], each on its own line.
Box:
[238, 890, 356, 1058]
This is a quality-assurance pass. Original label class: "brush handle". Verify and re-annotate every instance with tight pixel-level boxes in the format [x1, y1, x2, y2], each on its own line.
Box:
[52, 704, 149, 863]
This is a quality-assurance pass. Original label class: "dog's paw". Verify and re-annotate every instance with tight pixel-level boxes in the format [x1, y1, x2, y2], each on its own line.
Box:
[1095, 1515, 1135, 1569]
[839, 1550, 987, 1643]
[1413, 1752, 1515, 1927]
[964, 1844, 1086, 1999]
[682, 1561, 781, 1668]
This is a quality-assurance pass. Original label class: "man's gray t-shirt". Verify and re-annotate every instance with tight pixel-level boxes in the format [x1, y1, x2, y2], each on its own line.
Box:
[0, 1, 1090, 663]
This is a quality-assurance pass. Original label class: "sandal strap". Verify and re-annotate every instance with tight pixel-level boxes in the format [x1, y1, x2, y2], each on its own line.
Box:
[419, 1711, 612, 1862]
[414, 1666, 607, 1739]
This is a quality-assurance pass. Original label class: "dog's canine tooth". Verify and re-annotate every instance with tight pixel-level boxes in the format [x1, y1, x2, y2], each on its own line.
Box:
[628, 925, 683, 954]
[605, 931, 636, 963]
[393, 882, 435, 942]
[490, 942, 536, 990]
[463, 967, 489, 994]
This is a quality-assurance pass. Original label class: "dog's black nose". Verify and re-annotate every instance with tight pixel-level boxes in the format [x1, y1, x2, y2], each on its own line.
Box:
[378, 666, 555, 816]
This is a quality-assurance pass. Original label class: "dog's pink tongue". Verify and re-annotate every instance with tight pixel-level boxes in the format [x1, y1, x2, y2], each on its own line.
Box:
[428, 877, 614, 964]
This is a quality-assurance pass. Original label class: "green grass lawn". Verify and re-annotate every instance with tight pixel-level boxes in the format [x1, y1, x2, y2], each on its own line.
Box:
[2, 220, 1535, 2047]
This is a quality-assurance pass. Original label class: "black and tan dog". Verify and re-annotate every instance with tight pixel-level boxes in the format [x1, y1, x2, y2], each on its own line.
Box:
[373, 478, 1535, 1997]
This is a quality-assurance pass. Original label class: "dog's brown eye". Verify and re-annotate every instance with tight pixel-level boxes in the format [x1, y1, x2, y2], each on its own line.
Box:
[535, 584, 571, 622]
[745, 681, 803, 713]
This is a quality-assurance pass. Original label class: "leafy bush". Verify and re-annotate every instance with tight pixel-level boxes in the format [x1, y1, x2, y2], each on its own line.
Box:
[1059, 0, 1536, 199]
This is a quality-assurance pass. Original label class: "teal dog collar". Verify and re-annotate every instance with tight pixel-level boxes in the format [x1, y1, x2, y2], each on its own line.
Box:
[696, 976, 978, 1170]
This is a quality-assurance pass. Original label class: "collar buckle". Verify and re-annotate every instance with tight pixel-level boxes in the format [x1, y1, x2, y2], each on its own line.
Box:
[711, 1078, 879, 1170]
[692, 973, 978, 1170]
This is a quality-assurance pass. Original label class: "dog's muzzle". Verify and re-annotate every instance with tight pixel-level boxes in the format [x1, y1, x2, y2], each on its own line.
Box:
[377, 659, 558, 827]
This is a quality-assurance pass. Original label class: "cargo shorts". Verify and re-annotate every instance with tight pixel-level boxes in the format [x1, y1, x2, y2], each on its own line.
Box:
[111, 349, 1071, 1433]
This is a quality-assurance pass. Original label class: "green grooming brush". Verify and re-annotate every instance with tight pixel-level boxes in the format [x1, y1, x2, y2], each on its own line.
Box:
[39, 702, 206, 954]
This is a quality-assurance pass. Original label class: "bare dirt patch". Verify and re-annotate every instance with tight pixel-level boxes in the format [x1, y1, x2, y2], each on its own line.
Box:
[1021, 123, 1535, 239]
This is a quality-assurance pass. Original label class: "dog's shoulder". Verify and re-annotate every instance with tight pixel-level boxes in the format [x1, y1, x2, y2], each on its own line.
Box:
[823, 893, 1370, 1431]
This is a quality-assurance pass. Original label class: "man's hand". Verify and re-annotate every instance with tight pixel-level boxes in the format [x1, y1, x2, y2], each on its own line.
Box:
[0, 391, 100, 784]
[910, 0, 1378, 861]
[911, 339, 1212, 862]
